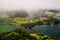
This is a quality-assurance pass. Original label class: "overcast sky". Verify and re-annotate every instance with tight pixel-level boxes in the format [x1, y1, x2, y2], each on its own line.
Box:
[0, 0, 60, 10]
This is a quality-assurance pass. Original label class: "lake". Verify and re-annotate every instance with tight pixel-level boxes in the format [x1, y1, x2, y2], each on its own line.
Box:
[0, 24, 60, 37]
[30, 24, 60, 37]
[0, 24, 14, 33]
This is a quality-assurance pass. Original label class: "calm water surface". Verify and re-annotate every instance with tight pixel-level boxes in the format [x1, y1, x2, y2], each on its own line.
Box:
[30, 24, 60, 37]
[0, 24, 14, 33]
[0, 24, 60, 37]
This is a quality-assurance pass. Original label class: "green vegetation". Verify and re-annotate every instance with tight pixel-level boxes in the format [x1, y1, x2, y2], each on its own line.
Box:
[0, 29, 60, 40]
[0, 29, 37, 40]
[11, 18, 27, 24]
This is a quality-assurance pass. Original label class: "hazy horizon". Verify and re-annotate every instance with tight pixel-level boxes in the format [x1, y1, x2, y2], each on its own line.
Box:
[0, 0, 60, 11]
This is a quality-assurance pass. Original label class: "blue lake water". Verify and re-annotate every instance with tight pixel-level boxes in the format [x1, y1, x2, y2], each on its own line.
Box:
[30, 24, 60, 37]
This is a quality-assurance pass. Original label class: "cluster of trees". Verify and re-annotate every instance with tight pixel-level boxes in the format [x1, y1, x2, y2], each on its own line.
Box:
[8, 10, 29, 18]
[0, 29, 60, 40]
[0, 18, 10, 24]
[0, 29, 37, 40]
[0, 10, 29, 24]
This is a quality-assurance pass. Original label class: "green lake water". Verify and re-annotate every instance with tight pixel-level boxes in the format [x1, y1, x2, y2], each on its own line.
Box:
[0, 24, 14, 33]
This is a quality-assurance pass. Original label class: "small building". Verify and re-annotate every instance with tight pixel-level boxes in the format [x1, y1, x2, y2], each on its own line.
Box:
[40, 16, 49, 21]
